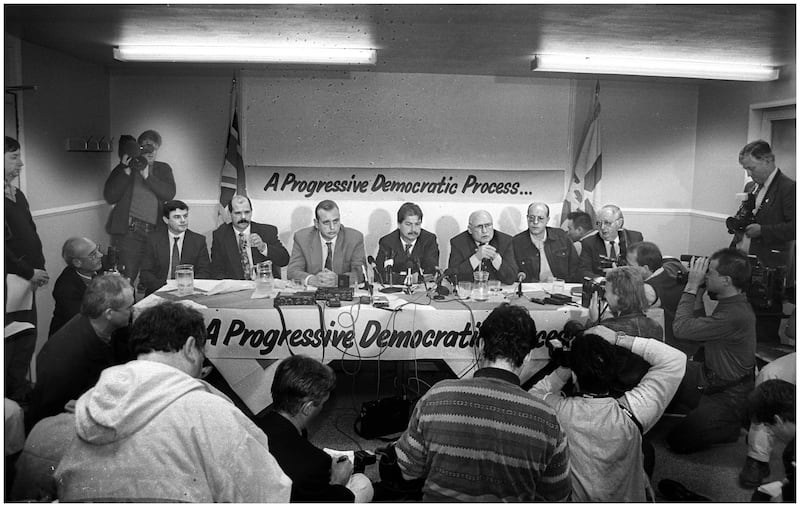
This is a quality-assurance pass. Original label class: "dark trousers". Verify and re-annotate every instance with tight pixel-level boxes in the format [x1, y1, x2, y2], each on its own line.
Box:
[666, 361, 752, 454]
[111, 229, 149, 284]
[5, 302, 37, 403]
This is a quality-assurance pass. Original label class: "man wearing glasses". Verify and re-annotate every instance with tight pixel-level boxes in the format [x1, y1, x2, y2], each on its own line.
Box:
[49, 237, 104, 336]
[28, 273, 135, 430]
[512, 202, 580, 283]
[579, 204, 643, 279]
[448, 209, 518, 285]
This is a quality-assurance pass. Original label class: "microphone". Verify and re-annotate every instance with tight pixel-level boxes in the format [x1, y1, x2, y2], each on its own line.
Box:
[434, 267, 450, 298]
[414, 257, 424, 286]
[367, 255, 384, 287]
[516, 271, 526, 298]
[384, 248, 395, 286]
[360, 263, 373, 295]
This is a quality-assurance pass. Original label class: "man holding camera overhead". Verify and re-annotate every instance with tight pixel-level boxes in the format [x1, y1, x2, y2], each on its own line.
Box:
[104, 130, 176, 284]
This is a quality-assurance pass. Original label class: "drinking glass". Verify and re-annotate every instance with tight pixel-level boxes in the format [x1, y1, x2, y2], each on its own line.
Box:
[175, 264, 194, 296]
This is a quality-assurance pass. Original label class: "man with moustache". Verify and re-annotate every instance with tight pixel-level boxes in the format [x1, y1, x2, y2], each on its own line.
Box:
[140, 200, 211, 295]
[375, 202, 440, 283]
[210, 195, 289, 279]
[447, 210, 518, 285]
[49, 237, 104, 336]
[579, 204, 643, 279]
[512, 202, 580, 283]
[287, 200, 366, 287]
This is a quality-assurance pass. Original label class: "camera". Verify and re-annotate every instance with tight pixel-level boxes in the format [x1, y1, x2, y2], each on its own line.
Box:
[546, 319, 586, 368]
[747, 255, 786, 309]
[581, 276, 606, 308]
[726, 193, 756, 234]
[118, 135, 154, 172]
[675, 254, 702, 286]
[598, 255, 617, 270]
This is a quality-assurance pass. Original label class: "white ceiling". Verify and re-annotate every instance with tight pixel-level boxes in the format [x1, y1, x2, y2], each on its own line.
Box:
[5, 4, 796, 79]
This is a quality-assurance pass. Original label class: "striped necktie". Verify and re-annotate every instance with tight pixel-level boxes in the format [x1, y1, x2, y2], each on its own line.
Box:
[239, 233, 251, 279]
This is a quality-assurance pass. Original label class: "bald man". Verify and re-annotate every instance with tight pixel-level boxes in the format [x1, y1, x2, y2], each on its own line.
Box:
[512, 202, 580, 283]
[579, 204, 643, 279]
[447, 210, 518, 285]
[49, 237, 104, 336]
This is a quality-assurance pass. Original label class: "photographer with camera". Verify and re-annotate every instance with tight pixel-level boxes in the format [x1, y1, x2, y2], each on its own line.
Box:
[666, 248, 756, 454]
[530, 325, 685, 501]
[256, 355, 373, 503]
[104, 130, 176, 285]
[731, 140, 795, 343]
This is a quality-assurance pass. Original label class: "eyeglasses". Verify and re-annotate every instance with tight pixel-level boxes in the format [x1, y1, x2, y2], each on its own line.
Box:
[596, 220, 620, 228]
[79, 245, 104, 260]
[527, 215, 547, 223]
[470, 223, 493, 231]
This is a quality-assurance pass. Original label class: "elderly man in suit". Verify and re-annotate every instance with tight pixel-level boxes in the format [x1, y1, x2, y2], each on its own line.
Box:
[50, 237, 104, 335]
[447, 210, 518, 285]
[512, 202, 580, 283]
[287, 200, 366, 287]
[375, 202, 439, 284]
[579, 204, 643, 279]
[139, 200, 211, 295]
[210, 195, 289, 280]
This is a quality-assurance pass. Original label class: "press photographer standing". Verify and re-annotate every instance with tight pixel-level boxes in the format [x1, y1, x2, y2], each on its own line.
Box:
[104, 130, 176, 285]
[733, 140, 794, 342]
[666, 248, 756, 454]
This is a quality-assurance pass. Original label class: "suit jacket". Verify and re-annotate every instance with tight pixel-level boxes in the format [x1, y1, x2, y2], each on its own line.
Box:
[49, 266, 90, 336]
[210, 222, 289, 280]
[447, 230, 518, 285]
[375, 229, 440, 279]
[103, 161, 176, 235]
[745, 170, 796, 267]
[256, 412, 354, 502]
[579, 229, 643, 279]
[511, 227, 581, 283]
[139, 229, 211, 295]
[287, 226, 366, 282]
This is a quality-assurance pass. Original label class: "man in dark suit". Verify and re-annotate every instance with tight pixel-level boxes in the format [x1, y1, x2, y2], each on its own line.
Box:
[139, 200, 211, 295]
[50, 237, 104, 335]
[512, 202, 580, 283]
[210, 195, 289, 280]
[579, 204, 643, 279]
[447, 210, 518, 285]
[287, 200, 366, 287]
[375, 202, 439, 284]
[256, 355, 373, 502]
[734, 140, 796, 342]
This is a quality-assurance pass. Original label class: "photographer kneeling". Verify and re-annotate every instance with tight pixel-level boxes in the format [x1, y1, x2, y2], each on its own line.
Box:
[530, 325, 686, 501]
[666, 248, 757, 454]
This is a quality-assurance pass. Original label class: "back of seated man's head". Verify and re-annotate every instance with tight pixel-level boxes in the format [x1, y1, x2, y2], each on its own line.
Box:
[627, 241, 663, 273]
[271, 355, 336, 417]
[710, 247, 751, 291]
[605, 266, 649, 316]
[748, 379, 795, 439]
[5, 135, 20, 153]
[479, 303, 537, 368]
[569, 333, 616, 395]
[130, 301, 207, 357]
[566, 210, 593, 232]
[80, 273, 133, 319]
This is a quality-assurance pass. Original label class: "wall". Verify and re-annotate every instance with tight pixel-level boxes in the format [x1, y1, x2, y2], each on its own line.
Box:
[8, 40, 113, 367]
[690, 63, 797, 256]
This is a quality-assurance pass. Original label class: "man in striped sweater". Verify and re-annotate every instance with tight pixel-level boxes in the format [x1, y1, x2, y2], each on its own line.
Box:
[394, 303, 572, 502]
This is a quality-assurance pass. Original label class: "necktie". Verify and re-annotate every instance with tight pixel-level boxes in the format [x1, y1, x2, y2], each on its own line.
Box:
[325, 242, 333, 271]
[753, 183, 766, 211]
[239, 233, 251, 280]
[169, 237, 179, 279]
[404, 243, 412, 257]
[608, 241, 617, 260]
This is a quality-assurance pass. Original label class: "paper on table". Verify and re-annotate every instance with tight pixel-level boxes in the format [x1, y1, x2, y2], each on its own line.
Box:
[206, 279, 255, 295]
[4, 321, 35, 340]
[5, 274, 33, 313]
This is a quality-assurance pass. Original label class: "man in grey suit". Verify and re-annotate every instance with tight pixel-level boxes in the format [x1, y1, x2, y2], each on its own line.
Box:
[210, 195, 289, 280]
[579, 204, 643, 279]
[287, 200, 366, 287]
[139, 200, 211, 295]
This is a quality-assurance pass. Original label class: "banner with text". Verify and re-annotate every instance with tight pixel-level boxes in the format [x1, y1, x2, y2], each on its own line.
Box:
[204, 305, 583, 361]
[248, 166, 564, 203]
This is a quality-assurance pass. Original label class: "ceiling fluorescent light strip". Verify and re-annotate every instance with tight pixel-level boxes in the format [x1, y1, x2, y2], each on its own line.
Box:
[114, 46, 376, 65]
[532, 54, 779, 81]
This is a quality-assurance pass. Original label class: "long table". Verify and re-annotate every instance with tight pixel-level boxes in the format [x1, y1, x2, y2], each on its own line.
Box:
[136, 281, 588, 413]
